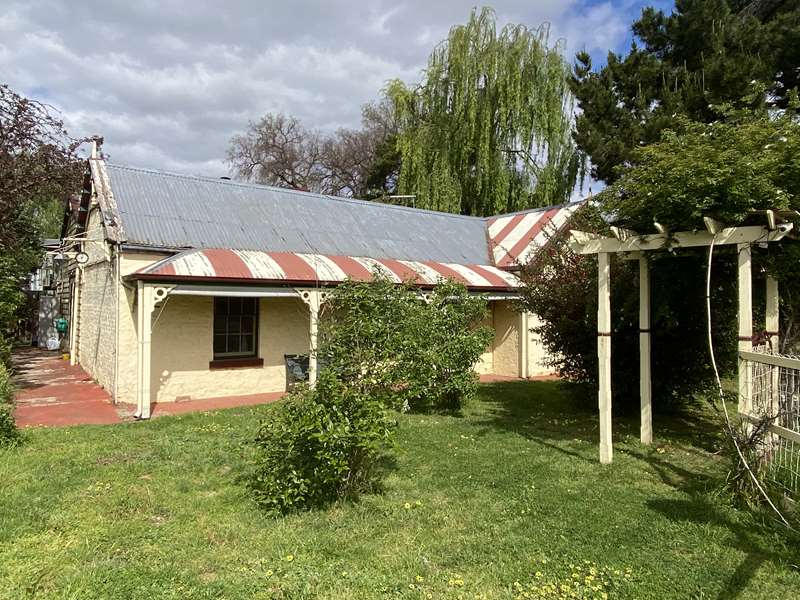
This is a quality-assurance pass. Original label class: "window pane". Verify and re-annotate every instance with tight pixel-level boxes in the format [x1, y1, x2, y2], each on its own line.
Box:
[213, 296, 258, 359]
[241, 334, 254, 353]
[213, 315, 227, 334]
[241, 316, 254, 334]
[213, 334, 227, 355]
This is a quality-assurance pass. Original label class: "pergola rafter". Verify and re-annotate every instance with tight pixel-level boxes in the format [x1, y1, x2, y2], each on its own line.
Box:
[569, 215, 796, 464]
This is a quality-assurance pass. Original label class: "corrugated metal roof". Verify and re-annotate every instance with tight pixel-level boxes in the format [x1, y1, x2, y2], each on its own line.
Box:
[108, 164, 491, 264]
[131, 248, 521, 291]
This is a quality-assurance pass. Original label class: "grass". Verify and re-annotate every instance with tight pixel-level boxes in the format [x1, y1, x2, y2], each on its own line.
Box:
[1, 381, 799, 599]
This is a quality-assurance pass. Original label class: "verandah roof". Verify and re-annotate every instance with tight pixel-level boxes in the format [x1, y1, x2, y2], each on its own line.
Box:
[128, 248, 522, 291]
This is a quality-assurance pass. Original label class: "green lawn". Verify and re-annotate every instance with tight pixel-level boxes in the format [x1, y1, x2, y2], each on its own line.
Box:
[1, 382, 798, 599]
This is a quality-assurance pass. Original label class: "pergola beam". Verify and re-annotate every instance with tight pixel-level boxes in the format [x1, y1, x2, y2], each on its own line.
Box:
[570, 224, 792, 255]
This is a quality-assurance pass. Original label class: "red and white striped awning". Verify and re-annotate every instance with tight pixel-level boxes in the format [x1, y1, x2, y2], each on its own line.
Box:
[133, 248, 521, 291]
[487, 202, 583, 268]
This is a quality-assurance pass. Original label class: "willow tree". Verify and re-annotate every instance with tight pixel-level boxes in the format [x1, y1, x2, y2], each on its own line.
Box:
[389, 8, 583, 216]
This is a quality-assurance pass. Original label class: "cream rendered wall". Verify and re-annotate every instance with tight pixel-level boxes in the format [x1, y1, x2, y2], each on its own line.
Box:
[491, 301, 520, 377]
[526, 313, 554, 377]
[115, 252, 171, 404]
[474, 304, 494, 375]
[76, 208, 117, 393]
[149, 296, 309, 402]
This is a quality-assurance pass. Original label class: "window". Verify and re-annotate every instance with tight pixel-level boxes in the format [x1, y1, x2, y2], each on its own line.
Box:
[213, 297, 258, 359]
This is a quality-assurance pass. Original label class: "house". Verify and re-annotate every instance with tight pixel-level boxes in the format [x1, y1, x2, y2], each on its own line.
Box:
[60, 146, 581, 418]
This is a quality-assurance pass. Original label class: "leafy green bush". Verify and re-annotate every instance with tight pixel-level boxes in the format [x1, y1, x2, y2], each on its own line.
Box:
[0, 362, 20, 448]
[0, 361, 12, 403]
[247, 277, 492, 513]
[0, 334, 11, 369]
[320, 277, 493, 412]
[248, 371, 396, 514]
[519, 206, 738, 411]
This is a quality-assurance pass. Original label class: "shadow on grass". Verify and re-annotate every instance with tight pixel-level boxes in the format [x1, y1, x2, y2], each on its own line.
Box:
[638, 448, 800, 599]
[473, 379, 799, 599]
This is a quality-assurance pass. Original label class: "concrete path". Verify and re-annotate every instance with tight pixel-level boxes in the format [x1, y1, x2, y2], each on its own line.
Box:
[12, 349, 121, 427]
[12, 348, 284, 428]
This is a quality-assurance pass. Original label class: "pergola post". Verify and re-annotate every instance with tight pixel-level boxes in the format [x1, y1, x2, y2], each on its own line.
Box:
[639, 255, 653, 445]
[737, 243, 753, 416]
[136, 281, 155, 419]
[766, 276, 780, 352]
[766, 275, 780, 421]
[597, 252, 613, 464]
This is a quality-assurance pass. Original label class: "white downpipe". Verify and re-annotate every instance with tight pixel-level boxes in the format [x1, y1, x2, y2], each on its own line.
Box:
[113, 246, 121, 404]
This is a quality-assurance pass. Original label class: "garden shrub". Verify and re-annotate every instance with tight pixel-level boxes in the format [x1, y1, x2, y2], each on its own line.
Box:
[248, 276, 492, 513]
[248, 371, 397, 514]
[519, 205, 738, 412]
[0, 361, 20, 448]
[0, 335, 11, 369]
[320, 276, 493, 412]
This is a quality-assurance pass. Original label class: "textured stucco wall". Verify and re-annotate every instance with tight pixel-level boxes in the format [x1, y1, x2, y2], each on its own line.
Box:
[526, 313, 554, 377]
[492, 301, 520, 377]
[149, 296, 310, 402]
[475, 303, 495, 375]
[115, 252, 171, 404]
[76, 208, 117, 393]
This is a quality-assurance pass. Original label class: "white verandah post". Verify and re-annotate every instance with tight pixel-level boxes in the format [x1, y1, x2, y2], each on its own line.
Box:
[300, 289, 323, 386]
[737, 243, 753, 416]
[639, 255, 653, 445]
[136, 281, 155, 420]
[598, 252, 613, 464]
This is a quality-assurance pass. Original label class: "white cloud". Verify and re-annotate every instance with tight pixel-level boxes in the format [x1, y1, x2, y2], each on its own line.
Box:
[1, 0, 646, 176]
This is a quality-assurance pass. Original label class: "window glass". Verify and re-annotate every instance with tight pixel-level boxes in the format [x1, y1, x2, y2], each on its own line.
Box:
[213, 297, 259, 359]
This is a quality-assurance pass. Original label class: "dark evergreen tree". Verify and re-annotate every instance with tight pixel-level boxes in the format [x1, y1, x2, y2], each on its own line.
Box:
[572, 0, 800, 183]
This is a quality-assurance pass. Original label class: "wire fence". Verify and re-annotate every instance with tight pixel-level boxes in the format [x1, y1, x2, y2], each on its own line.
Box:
[743, 344, 800, 499]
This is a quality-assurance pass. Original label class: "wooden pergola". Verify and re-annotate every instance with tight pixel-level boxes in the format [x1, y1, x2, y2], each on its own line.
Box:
[569, 214, 795, 463]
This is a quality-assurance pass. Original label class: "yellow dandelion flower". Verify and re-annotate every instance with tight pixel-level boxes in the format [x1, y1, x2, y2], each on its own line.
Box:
[285, 554, 294, 562]
[404, 502, 411, 509]
[266, 569, 273, 577]
[416, 575, 424, 582]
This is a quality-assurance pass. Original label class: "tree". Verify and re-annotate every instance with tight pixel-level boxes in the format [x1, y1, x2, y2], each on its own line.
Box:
[520, 94, 800, 408]
[599, 92, 800, 231]
[572, 0, 800, 183]
[518, 206, 739, 411]
[226, 101, 399, 199]
[0, 84, 86, 345]
[388, 7, 584, 216]
[227, 113, 328, 192]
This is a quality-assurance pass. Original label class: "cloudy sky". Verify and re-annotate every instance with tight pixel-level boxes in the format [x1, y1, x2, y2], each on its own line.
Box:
[2, 0, 670, 177]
